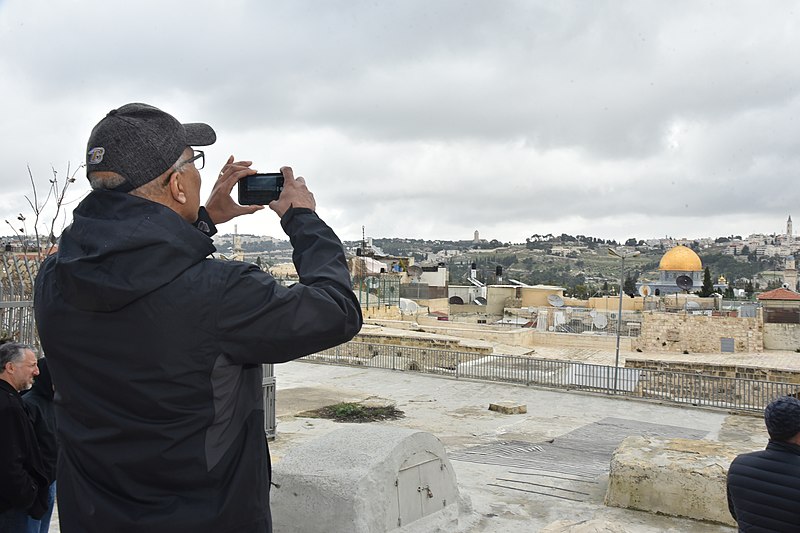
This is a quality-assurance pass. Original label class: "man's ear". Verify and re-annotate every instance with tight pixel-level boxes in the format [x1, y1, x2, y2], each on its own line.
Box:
[168, 171, 188, 205]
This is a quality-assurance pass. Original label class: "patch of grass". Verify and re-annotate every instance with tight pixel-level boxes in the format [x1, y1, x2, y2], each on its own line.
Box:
[301, 402, 405, 423]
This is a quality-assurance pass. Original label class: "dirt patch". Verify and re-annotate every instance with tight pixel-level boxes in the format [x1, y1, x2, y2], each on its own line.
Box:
[298, 402, 405, 423]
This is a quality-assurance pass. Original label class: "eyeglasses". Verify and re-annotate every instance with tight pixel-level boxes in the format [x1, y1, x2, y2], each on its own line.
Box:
[178, 150, 205, 171]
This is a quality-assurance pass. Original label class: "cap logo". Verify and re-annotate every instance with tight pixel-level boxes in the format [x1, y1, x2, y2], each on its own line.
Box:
[87, 147, 105, 164]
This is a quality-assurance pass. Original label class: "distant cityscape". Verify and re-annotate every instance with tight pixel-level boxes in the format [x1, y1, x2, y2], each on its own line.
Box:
[2, 215, 795, 298]
[198, 216, 798, 300]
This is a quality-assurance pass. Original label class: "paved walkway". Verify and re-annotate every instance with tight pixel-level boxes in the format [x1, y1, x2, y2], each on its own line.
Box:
[270, 361, 745, 532]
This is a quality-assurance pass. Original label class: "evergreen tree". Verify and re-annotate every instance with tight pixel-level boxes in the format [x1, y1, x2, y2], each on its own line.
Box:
[724, 283, 735, 299]
[623, 274, 637, 296]
[698, 266, 714, 297]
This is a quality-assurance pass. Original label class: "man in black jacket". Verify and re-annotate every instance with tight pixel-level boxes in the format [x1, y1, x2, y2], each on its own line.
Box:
[22, 357, 57, 533]
[0, 342, 48, 531]
[727, 396, 800, 532]
[34, 103, 363, 533]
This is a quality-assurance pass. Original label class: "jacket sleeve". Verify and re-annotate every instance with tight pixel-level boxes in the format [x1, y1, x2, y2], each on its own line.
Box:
[0, 400, 39, 512]
[216, 207, 362, 364]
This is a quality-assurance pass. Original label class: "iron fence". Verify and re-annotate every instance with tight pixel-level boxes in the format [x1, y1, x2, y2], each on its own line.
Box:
[0, 254, 39, 346]
[304, 342, 798, 413]
[354, 275, 401, 308]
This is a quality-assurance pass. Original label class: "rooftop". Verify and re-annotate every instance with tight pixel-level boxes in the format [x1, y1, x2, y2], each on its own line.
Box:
[270, 360, 744, 532]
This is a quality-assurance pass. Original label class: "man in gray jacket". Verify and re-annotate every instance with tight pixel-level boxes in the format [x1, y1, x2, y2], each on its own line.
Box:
[34, 103, 363, 533]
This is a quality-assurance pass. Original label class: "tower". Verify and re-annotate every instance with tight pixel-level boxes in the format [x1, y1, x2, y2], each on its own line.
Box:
[233, 224, 244, 262]
[473, 230, 480, 243]
[787, 215, 793, 244]
[784, 255, 798, 291]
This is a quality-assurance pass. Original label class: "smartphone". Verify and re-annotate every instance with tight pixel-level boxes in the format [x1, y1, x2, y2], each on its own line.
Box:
[238, 172, 284, 205]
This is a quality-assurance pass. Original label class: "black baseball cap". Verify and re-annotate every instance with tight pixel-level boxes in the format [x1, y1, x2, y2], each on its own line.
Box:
[85, 103, 216, 192]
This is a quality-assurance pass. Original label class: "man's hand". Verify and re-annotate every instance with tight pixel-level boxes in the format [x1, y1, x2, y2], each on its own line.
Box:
[269, 166, 316, 218]
[205, 155, 264, 225]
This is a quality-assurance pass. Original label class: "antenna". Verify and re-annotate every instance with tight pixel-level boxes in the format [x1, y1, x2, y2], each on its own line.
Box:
[676, 275, 694, 292]
[407, 265, 423, 282]
[474, 296, 487, 306]
[638, 284, 652, 297]
[592, 313, 608, 329]
[547, 294, 565, 307]
[399, 298, 419, 314]
[361, 225, 366, 254]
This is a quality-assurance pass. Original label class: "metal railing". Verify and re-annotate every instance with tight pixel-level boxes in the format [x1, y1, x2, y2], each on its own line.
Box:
[0, 252, 39, 346]
[304, 342, 798, 413]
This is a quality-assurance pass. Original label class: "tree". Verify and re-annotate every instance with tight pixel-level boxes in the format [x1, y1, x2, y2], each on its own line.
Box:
[5, 163, 81, 262]
[698, 266, 714, 297]
[724, 283, 735, 299]
[624, 237, 638, 247]
[623, 273, 637, 296]
[745, 280, 755, 298]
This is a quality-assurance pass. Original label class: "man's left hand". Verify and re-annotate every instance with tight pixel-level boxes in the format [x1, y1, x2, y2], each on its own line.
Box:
[205, 155, 264, 224]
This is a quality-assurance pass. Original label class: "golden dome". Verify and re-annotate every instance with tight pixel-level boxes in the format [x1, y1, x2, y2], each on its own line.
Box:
[659, 245, 702, 271]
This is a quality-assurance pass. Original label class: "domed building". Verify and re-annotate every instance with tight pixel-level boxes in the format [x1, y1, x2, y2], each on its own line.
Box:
[646, 245, 704, 295]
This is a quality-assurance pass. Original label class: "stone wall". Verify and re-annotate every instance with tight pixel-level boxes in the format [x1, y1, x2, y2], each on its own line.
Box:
[633, 311, 763, 353]
[354, 331, 492, 355]
[361, 305, 403, 320]
[626, 358, 800, 385]
[763, 323, 800, 351]
[409, 320, 635, 352]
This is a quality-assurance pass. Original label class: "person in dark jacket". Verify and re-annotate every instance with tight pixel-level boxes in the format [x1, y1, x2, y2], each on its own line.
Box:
[0, 342, 49, 532]
[727, 395, 800, 532]
[33, 103, 363, 533]
[22, 358, 57, 533]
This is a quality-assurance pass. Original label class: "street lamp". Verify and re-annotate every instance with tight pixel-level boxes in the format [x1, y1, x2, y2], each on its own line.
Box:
[607, 247, 640, 394]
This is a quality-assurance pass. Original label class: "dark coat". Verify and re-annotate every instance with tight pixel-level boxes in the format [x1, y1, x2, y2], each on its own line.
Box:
[727, 440, 800, 532]
[0, 379, 49, 518]
[22, 357, 58, 483]
[34, 190, 362, 533]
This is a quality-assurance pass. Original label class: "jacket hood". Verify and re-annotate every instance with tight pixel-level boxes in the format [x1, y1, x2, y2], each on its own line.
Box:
[30, 357, 54, 400]
[51, 190, 215, 312]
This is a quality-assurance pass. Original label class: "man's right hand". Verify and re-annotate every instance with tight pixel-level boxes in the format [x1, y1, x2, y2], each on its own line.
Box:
[269, 166, 316, 217]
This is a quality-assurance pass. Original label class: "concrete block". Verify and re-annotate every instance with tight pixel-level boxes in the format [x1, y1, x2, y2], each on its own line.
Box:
[272, 425, 463, 533]
[488, 401, 527, 414]
[604, 436, 737, 526]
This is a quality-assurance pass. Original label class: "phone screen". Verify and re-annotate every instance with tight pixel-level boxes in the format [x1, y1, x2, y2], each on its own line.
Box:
[238, 172, 284, 205]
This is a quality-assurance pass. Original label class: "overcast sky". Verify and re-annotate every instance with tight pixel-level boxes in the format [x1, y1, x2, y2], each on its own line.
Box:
[1, 0, 799, 244]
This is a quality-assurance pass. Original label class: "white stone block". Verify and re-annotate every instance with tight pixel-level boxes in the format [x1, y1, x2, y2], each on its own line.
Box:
[272, 426, 463, 533]
[604, 436, 737, 526]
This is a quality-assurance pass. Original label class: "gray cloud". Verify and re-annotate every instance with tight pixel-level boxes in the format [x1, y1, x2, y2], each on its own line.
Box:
[1, 0, 799, 244]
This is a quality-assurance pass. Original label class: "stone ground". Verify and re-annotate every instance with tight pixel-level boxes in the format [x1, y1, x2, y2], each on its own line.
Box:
[269, 360, 748, 532]
[48, 343, 788, 532]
